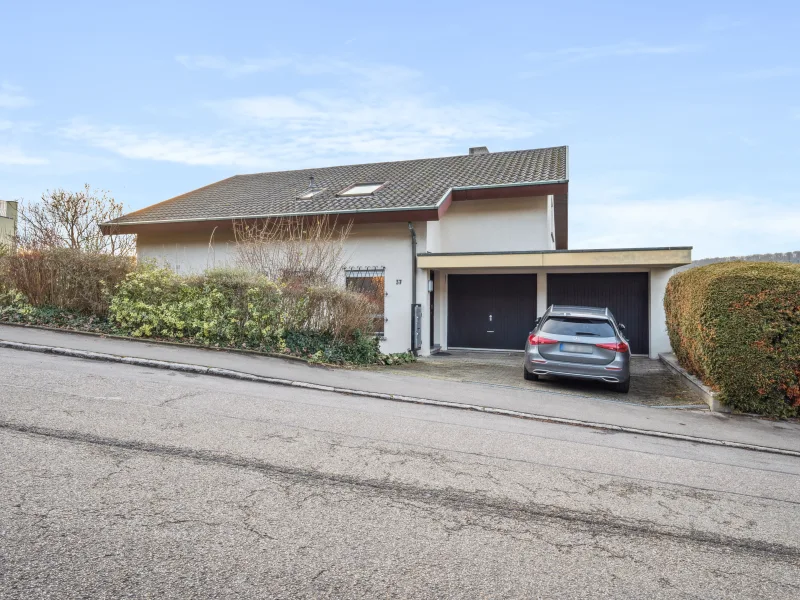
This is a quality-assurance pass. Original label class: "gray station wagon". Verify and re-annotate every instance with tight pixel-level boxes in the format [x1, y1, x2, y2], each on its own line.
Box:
[523, 305, 631, 393]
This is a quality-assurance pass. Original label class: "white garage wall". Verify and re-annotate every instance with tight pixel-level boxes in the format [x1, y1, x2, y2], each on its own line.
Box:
[438, 196, 549, 253]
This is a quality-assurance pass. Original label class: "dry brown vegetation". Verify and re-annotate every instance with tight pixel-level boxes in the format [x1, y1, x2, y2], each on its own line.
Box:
[1, 249, 134, 314]
[232, 216, 353, 286]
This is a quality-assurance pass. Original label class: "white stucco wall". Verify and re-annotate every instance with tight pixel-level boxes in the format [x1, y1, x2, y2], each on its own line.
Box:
[136, 222, 425, 355]
[136, 230, 237, 273]
[135, 206, 678, 358]
[339, 222, 422, 354]
[648, 268, 674, 359]
[437, 196, 549, 253]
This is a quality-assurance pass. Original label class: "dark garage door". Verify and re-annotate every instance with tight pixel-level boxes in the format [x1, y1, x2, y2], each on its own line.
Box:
[547, 273, 649, 354]
[448, 274, 537, 350]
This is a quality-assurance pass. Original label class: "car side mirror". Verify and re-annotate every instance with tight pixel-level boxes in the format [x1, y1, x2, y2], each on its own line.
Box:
[619, 323, 626, 332]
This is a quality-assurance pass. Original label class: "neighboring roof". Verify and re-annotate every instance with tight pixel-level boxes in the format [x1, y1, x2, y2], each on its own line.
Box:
[108, 146, 568, 226]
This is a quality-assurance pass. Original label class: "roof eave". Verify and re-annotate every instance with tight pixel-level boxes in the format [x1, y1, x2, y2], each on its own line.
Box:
[100, 179, 570, 235]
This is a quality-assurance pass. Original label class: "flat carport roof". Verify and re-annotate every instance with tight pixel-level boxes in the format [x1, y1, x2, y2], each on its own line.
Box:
[417, 247, 692, 270]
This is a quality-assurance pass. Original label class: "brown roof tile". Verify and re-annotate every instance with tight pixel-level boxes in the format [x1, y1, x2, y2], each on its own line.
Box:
[110, 146, 568, 225]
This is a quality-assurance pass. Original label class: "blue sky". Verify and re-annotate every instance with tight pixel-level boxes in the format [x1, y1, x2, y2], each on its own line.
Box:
[1, 0, 798, 259]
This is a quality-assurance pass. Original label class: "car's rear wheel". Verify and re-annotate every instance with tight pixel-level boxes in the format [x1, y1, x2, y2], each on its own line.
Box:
[523, 367, 538, 381]
[611, 378, 630, 393]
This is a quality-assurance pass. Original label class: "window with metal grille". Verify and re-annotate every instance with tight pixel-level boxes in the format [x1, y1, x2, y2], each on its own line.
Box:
[345, 267, 386, 336]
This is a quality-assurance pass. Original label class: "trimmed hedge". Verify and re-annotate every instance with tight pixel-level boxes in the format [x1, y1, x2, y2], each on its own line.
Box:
[0, 260, 415, 366]
[664, 262, 800, 417]
[106, 265, 413, 365]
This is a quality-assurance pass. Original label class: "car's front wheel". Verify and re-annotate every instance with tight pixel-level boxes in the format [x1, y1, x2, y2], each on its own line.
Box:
[523, 367, 538, 381]
[611, 378, 630, 393]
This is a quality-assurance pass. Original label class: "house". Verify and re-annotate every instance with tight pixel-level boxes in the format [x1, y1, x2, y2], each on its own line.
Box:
[0, 200, 18, 248]
[102, 146, 691, 358]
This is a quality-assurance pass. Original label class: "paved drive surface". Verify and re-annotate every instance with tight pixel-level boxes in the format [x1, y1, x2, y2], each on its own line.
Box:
[2, 324, 799, 452]
[1, 348, 799, 598]
[376, 350, 705, 407]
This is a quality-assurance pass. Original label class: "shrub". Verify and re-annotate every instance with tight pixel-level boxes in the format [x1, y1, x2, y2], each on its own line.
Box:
[664, 262, 800, 417]
[0, 248, 133, 314]
[108, 265, 387, 364]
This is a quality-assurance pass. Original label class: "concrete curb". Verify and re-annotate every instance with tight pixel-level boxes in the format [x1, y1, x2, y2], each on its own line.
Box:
[0, 320, 315, 365]
[2, 339, 798, 458]
[659, 352, 729, 413]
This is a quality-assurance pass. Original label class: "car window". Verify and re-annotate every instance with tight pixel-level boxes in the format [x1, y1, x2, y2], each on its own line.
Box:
[540, 317, 615, 337]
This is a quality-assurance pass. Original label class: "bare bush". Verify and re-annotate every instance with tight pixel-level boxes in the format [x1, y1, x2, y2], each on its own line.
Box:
[283, 285, 377, 339]
[233, 216, 353, 286]
[18, 184, 135, 255]
[2, 249, 134, 314]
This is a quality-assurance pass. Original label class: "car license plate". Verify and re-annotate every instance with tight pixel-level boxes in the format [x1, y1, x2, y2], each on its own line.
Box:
[561, 343, 592, 354]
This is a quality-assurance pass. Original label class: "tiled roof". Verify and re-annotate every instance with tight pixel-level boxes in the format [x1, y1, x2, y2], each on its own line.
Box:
[110, 146, 568, 225]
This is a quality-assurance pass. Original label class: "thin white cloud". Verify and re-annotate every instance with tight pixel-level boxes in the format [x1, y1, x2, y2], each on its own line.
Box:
[216, 92, 545, 141]
[527, 41, 698, 63]
[0, 119, 39, 133]
[0, 145, 48, 166]
[734, 66, 798, 80]
[570, 193, 800, 259]
[63, 55, 556, 169]
[61, 121, 272, 168]
[175, 55, 292, 77]
[175, 54, 420, 86]
[0, 83, 31, 109]
[63, 88, 552, 169]
[702, 15, 744, 32]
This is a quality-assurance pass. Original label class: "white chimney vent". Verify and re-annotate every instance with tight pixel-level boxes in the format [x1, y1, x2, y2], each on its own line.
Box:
[469, 146, 489, 155]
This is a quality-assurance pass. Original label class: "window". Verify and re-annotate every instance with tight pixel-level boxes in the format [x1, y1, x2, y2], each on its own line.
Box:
[297, 188, 325, 200]
[540, 317, 615, 338]
[345, 267, 386, 336]
[338, 183, 385, 196]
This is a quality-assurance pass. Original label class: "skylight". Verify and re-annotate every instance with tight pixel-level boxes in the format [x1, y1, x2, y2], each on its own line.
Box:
[297, 188, 324, 200]
[338, 183, 385, 196]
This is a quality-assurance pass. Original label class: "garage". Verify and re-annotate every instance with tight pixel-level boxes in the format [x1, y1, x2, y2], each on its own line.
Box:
[447, 274, 537, 350]
[546, 273, 649, 354]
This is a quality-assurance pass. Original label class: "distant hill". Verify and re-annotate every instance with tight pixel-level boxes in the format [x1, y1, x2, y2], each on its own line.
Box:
[677, 251, 800, 272]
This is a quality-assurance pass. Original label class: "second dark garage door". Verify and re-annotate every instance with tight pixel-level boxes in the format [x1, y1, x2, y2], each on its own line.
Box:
[546, 273, 649, 354]
[448, 274, 537, 350]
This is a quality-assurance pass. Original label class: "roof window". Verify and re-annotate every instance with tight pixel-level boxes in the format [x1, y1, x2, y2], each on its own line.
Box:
[338, 183, 385, 196]
[297, 189, 324, 200]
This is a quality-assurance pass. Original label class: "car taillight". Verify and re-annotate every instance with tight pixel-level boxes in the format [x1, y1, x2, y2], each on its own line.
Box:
[596, 341, 629, 353]
[528, 334, 558, 345]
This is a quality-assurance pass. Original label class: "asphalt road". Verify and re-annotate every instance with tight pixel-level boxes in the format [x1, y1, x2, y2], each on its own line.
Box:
[1, 348, 799, 598]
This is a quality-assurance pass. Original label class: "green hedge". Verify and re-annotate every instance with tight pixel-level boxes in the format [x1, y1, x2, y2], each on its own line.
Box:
[0, 260, 415, 366]
[664, 262, 800, 416]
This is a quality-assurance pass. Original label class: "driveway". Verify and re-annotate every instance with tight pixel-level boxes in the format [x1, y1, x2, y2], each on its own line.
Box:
[380, 350, 707, 407]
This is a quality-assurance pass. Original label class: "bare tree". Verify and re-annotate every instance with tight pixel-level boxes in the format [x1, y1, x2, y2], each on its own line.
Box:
[233, 216, 353, 285]
[18, 184, 135, 255]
